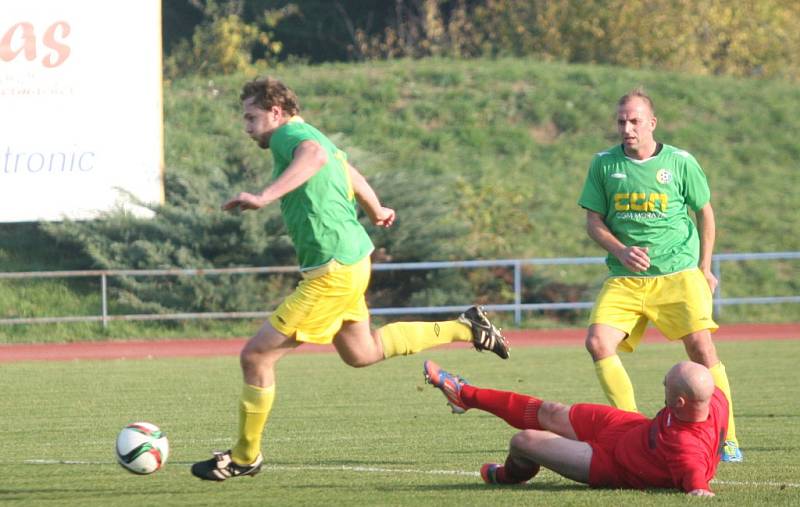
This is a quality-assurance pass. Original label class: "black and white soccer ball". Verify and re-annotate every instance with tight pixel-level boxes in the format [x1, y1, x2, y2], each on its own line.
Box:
[115, 422, 169, 475]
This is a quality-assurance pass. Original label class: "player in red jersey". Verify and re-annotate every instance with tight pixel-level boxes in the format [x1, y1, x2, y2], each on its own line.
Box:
[424, 360, 727, 497]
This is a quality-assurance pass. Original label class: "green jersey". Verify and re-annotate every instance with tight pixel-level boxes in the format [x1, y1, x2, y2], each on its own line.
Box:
[269, 117, 373, 270]
[578, 143, 711, 277]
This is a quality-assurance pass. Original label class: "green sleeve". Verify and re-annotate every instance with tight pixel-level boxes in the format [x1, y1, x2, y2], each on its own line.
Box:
[682, 155, 711, 211]
[577, 157, 607, 215]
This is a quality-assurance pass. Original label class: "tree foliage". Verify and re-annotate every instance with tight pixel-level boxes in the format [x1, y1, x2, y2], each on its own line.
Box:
[165, 0, 799, 80]
[344, 0, 800, 79]
[164, 0, 299, 79]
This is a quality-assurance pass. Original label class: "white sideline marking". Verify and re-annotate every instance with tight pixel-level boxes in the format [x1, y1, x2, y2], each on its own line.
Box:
[713, 479, 800, 489]
[21, 460, 800, 489]
[262, 464, 480, 477]
[26, 459, 110, 465]
[23, 459, 478, 477]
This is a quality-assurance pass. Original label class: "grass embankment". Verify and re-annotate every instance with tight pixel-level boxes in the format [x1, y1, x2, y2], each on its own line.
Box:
[1, 58, 798, 343]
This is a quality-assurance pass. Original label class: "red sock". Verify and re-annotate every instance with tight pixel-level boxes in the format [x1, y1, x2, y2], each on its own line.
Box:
[495, 455, 541, 484]
[460, 385, 542, 429]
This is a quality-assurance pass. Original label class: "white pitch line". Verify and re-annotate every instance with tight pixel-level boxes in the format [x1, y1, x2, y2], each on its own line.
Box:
[21, 460, 800, 489]
[712, 479, 800, 489]
[23, 459, 478, 477]
[262, 464, 480, 477]
[26, 459, 111, 465]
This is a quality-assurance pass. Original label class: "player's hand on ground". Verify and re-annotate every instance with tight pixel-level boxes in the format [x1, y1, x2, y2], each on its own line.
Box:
[222, 192, 266, 212]
[370, 207, 396, 228]
[687, 489, 715, 497]
[701, 268, 718, 293]
[618, 246, 650, 272]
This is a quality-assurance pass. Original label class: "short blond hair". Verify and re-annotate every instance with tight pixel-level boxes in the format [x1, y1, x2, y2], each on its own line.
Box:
[618, 87, 655, 115]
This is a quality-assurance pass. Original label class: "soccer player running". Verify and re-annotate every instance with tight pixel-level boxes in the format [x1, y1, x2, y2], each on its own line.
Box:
[191, 77, 510, 481]
[424, 359, 727, 496]
[576, 88, 740, 462]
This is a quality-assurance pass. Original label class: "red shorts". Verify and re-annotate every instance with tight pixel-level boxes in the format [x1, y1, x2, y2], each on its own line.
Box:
[569, 403, 648, 488]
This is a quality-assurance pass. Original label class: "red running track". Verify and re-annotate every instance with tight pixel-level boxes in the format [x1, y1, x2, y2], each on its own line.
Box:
[1, 323, 797, 363]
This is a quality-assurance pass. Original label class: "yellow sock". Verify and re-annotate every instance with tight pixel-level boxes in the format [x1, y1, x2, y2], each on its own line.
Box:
[231, 383, 275, 464]
[594, 355, 638, 412]
[709, 362, 738, 445]
[379, 320, 471, 358]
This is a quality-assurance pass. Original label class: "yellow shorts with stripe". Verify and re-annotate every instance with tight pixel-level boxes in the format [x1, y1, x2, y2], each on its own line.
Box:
[269, 255, 371, 344]
[589, 268, 718, 353]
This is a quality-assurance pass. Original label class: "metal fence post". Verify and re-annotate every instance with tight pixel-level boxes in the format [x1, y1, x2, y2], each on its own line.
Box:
[101, 273, 108, 329]
[514, 260, 522, 326]
[712, 258, 722, 319]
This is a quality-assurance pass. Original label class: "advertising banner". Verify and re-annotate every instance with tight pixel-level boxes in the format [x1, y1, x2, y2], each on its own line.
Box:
[0, 0, 163, 222]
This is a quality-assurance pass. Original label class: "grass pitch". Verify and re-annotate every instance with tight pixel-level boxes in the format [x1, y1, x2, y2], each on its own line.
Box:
[2, 339, 798, 506]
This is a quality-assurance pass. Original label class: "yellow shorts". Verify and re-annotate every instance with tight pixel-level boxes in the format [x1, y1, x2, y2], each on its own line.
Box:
[269, 256, 371, 344]
[589, 268, 718, 353]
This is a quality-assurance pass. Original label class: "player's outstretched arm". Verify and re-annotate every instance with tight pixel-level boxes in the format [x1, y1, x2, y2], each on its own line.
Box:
[688, 489, 715, 497]
[222, 140, 327, 212]
[347, 162, 395, 228]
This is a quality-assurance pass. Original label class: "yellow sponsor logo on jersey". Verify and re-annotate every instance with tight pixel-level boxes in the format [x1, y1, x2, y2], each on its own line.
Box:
[614, 192, 668, 212]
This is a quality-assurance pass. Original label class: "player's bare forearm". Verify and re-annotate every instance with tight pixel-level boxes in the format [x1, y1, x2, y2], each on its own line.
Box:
[586, 211, 624, 256]
[695, 203, 718, 292]
[687, 489, 715, 497]
[695, 203, 716, 271]
[348, 163, 395, 227]
[348, 163, 381, 213]
[586, 210, 650, 272]
[222, 141, 326, 212]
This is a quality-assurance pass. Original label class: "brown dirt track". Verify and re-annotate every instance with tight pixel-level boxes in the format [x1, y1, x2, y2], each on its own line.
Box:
[1, 323, 797, 363]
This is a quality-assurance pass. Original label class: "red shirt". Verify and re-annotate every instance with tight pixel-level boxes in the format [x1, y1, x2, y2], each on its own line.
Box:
[614, 388, 728, 492]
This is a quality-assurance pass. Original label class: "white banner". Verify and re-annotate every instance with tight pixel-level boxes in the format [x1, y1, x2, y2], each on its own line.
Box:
[0, 0, 163, 222]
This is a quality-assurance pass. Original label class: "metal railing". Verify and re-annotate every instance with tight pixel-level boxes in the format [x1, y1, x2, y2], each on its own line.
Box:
[1, 252, 798, 327]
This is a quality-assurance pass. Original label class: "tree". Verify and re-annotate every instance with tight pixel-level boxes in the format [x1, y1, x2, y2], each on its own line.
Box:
[164, 0, 299, 79]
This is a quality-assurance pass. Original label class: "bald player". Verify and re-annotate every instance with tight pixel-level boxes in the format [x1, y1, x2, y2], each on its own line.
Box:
[424, 360, 728, 496]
